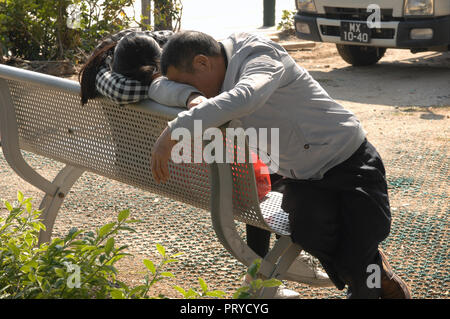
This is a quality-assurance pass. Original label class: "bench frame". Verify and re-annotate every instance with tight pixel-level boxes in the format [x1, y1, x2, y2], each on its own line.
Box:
[0, 64, 326, 298]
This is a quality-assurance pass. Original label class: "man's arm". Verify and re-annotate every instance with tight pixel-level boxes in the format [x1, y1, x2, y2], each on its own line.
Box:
[148, 76, 202, 107]
[151, 47, 285, 183]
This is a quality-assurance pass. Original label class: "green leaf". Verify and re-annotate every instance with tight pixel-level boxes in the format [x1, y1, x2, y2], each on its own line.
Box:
[117, 209, 130, 222]
[160, 272, 174, 278]
[110, 289, 125, 299]
[184, 288, 200, 299]
[28, 272, 36, 282]
[20, 261, 38, 273]
[233, 288, 251, 299]
[198, 277, 208, 293]
[247, 259, 261, 279]
[262, 278, 282, 288]
[117, 226, 136, 233]
[173, 285, 186, 297]
[4, 200, 13, 212]
[156, 244, 165, 257]
[98, 222, 116, 238]
[24, 233, 34, 247]
[205, 290, 226, 298]
[251, 279, 263, 290]
[54, 268, 65, 277]
[143, 259, 156, 275]
[65, 227, 79, 242]
[105, 237, 115, 255]
[7, 242, 19, 256]
[129, 285, 146, 297]
[17, 191, 24, 203]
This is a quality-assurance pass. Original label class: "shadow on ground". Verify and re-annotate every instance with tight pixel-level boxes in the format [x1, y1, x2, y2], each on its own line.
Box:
[309, 51, 450, 108]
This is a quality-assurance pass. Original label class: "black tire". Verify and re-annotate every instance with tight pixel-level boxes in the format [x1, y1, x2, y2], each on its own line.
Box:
[336, 44, 386, 66]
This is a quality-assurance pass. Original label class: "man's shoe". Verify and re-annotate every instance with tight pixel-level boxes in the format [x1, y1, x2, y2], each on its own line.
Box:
[273, 284, 301, 299]
[379, 249, 412, 299]
[242, 276, 300, 299]
[286, 251, 334, 287]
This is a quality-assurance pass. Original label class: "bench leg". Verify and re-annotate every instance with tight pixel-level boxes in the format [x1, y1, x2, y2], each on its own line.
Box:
[258, 238, 303, 298]
[38, 165, 84, 244]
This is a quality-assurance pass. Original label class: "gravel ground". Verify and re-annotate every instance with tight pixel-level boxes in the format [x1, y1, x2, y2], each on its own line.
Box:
[0, 43, 449, 299]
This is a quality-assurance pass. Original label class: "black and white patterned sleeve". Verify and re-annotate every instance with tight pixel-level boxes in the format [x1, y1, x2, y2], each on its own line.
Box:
[96, 66, 149, 105]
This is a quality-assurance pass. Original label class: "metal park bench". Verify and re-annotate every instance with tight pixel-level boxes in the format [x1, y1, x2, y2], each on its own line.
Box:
[0, 64, 330, 297]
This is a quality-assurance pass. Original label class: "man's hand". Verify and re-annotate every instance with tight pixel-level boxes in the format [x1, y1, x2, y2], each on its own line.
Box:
[186, 93, 207, 109]
[151, 126, 177, 183]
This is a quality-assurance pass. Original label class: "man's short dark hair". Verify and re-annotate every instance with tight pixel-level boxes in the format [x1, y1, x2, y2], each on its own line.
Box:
[160, 31, 222, 75]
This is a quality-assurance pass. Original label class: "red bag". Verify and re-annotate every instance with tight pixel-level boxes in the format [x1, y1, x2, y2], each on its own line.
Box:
[251, 152, 271, 201]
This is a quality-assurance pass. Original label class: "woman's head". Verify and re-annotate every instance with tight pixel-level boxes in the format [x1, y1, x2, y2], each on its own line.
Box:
[112, 34, 162, 85]
[79, 32, 162, 105]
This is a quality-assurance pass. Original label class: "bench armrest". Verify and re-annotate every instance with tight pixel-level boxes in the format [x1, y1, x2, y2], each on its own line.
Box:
[0, 78, 59, 195]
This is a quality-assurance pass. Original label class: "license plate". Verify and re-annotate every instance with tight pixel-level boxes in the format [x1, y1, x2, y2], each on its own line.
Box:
[340, 21, 371, 43]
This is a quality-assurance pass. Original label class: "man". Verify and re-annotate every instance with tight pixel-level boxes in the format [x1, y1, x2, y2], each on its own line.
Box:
[92, 29, 332, 298]
[150, 30, 411, 299]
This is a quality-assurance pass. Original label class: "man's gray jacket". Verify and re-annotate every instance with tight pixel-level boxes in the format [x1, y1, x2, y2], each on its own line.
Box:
[149, 32, 367, 180]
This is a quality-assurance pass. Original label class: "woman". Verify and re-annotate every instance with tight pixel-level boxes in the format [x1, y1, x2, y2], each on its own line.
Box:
[79, 29, 174, 105]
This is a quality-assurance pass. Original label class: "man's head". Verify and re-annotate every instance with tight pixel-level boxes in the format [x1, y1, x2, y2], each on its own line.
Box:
[160, 31, 227, 98]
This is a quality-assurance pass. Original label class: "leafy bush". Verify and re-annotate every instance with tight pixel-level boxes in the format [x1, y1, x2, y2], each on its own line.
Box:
[0, 0, 185, 63]
[0, 0, 134, 61]
[0, 191, 281, 299]
[0, 191, 147, 298]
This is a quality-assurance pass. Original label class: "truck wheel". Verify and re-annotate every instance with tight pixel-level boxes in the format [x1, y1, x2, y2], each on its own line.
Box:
[336, 44, 386, 66]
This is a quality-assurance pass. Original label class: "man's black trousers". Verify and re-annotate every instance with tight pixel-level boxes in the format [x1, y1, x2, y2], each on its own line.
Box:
[246, 139, 392, 298]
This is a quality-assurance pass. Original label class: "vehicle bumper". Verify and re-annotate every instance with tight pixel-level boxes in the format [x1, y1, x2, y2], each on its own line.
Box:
[397, 16, 450, 48]
[294, 13, 450, 48]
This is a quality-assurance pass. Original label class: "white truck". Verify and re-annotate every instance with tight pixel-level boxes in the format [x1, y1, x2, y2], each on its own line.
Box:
[294, 0, 450, 65]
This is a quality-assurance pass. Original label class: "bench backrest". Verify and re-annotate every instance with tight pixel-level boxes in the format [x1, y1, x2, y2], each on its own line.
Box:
[0, 65, 273, 233]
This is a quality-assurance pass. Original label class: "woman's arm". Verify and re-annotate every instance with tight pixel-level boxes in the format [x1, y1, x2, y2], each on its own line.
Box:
[95, 66, 150, 105]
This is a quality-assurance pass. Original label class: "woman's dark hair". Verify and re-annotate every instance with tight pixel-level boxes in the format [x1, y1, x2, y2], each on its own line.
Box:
[112, 34, 161, 84]
[79, 33, 162, 105]
[79, 39, 116, 105]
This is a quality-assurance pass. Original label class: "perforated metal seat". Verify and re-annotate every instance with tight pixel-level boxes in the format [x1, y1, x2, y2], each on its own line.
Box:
[260, 192, 291, 236]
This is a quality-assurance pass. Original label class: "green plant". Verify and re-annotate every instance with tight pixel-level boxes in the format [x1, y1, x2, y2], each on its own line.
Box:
[0, 0, 135, 62]
[233, 259, 282, 299]
[0, 191, 281, 299]
[277, 10, 296, 33]
[0, 191, 144, 298]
